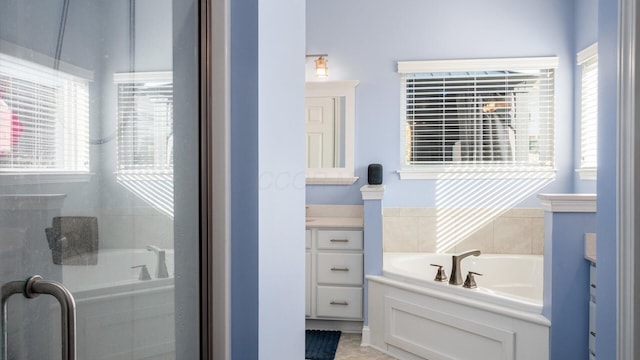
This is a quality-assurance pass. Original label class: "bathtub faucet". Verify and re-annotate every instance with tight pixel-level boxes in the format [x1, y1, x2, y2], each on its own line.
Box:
[449, 249, 481, 285]
[146, 245, 169, 278]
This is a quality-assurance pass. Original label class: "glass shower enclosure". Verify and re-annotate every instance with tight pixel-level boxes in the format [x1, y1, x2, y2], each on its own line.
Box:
[0, 0, 206, 358]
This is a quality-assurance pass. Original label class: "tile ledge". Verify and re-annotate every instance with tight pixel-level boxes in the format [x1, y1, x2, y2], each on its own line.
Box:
[538, 193, 596, 213]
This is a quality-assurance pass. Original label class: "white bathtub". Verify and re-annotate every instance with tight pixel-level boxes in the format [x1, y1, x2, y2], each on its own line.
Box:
[59, 249, 176, 360]
[366, 252, 550, 360]
[383, 252, 543, 314]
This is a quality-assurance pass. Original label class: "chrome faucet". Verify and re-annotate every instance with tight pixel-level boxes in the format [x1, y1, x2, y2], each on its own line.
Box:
[449, 249, 481, 285]
[146, 245, 169, 278]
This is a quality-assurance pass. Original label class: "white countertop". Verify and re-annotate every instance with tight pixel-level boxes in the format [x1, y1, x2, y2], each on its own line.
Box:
[305, 216, 363, 228]
[305, 204, 363, 229]
[585, 232, 596, 263]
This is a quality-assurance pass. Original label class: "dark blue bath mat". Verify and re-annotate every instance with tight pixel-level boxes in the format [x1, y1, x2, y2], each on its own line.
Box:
[305, 330, 341, 360]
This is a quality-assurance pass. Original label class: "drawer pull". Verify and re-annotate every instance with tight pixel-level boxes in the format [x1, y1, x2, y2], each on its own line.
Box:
[330, 267, 349, 272]
[590, 331, 596, 337]
[330, 301, 349, 306]
[330, 239, 349, 243]
[591, 284, 596, 289]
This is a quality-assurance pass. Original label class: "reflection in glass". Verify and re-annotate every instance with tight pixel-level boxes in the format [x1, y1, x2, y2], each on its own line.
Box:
[0, 0, 200, 358]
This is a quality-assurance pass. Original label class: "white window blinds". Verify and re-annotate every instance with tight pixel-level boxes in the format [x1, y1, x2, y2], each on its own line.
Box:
[114, 72, 173, 173]
[399, 58, 557, 171]
[0, 53, 90, 172]
[578, 44, 598, 173]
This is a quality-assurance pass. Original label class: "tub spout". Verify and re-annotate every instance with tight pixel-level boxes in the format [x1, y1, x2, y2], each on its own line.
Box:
[146, 245, 169, 279]
[449, 249, 481, 285]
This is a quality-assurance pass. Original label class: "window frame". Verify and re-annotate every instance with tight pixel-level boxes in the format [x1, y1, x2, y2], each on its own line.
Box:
[576, 43, 598, 181]
[0, 45, 92, 184]
[114, 71, 173, 176]
[397, 57, 558, 180]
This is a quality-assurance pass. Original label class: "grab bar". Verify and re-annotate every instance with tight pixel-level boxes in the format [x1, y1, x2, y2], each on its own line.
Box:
[1, 275, 76, 360]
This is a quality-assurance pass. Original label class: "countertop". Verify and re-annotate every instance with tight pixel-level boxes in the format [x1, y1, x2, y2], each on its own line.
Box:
[585, 232, 596, 263]
[305, 216, 363, 228]
[305, 204, 363, 229]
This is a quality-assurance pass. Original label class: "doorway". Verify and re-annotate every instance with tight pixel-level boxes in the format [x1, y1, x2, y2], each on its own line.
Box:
[0, 0, 213, 358]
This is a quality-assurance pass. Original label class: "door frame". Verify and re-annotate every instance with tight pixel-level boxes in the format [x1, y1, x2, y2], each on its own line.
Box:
[201, 0, 230, 358]
[618, 0, 637, 358]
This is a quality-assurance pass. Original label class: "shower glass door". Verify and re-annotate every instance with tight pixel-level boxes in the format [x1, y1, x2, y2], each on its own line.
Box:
[0, 0, 203, 358]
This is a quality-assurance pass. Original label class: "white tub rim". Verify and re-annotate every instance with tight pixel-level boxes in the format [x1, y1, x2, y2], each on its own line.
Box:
[379, 252, 546, 319]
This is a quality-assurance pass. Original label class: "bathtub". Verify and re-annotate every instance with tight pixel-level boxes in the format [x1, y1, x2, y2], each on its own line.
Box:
[59, 249, 175, 360]
[366, 252, 550, 360]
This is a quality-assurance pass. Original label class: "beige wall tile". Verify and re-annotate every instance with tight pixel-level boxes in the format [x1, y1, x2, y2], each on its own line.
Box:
[417, 217, 437, 252]
[383, 207, 545, 255]
[455, 222, 495, 254]
[133, 215, 174, 249]
[493, 217, 533, 254]
[532, 218, 545, 255]
[384, 207, 437, 217]
[502, 208, 544, 218]
[99, 215, 134, 249]
[383, 216, 418, 252]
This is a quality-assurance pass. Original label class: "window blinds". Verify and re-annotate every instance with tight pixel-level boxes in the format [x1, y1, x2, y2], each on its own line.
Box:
[0, 53, 90, 172]
[399, 58, 556, 169]
[114, 72, 173, 173]
[579, 52, 598, 170]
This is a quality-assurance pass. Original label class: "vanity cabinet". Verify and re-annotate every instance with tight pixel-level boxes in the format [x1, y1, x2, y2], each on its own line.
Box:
[305, 230, 312, 317]
[588, 261, 596, 359]
[305, 228, 364, 321]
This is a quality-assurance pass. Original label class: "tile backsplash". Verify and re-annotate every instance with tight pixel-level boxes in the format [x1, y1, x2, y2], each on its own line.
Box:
[383, 207, 544, 254]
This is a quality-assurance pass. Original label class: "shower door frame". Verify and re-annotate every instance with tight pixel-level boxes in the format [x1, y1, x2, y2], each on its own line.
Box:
[201, 0, 231, 359]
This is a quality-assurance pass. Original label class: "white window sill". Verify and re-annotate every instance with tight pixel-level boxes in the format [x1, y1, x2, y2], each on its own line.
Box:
[306, 176, 359, 185]
[0, 172, 93, 185]
[576, 167, 597, 181]
[398, 167, 556, 180]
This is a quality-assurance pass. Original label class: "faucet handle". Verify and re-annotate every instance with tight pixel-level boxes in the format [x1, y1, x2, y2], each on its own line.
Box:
[131, 265, 152, 281]
[430, 264, 448, 282]
[463, 271, 482, 289]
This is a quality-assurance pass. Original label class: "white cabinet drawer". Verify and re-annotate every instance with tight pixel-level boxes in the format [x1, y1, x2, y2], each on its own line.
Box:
[305, 230, 312, 249]
[590, 263, 596, 302]
[317, 253, 363, 285]
[589, 301, 596, 333]
[305, 252, 311, 317]
[316, 286, 362, 319]
[589, 300, 596, 354]
[317, 230, 363, 250]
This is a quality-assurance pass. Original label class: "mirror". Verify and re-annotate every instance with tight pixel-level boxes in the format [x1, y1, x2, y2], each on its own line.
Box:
[305, 80, 358, 185]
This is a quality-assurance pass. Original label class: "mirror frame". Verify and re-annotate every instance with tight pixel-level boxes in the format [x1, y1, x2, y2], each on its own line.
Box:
[305, 80, 359, 185]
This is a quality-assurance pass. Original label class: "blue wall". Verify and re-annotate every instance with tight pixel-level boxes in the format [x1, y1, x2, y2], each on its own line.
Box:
[306, 0, 577, 208]
[231, 0, 306, 358]
[231, 0, 259, 357]
[573, 0, 599, 194]
[543, 211, 596, 359]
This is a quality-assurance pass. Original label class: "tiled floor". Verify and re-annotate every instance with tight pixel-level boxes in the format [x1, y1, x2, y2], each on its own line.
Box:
[334, 333, 397, 360]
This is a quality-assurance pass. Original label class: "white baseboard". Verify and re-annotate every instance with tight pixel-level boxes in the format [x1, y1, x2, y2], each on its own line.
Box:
[305, 319, 363, 333]
[360, 326, 371, 346]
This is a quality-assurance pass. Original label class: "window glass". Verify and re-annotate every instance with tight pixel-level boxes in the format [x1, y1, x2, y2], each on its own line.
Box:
[398, 58, 557, 178]
[0, 54, 89, 172]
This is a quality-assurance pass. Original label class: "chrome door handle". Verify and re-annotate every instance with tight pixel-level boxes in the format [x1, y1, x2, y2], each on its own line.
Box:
[1, 275, 76, 360]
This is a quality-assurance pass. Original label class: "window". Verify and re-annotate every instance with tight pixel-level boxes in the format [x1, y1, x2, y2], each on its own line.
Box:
[0, 53, 90, 173]
[114, 72, 173, 173]
[577, 43, 598, 180]
[398, 57, 558, 179]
